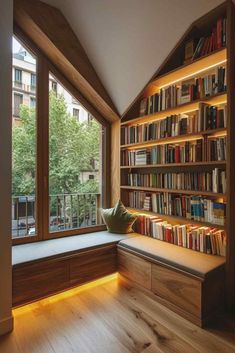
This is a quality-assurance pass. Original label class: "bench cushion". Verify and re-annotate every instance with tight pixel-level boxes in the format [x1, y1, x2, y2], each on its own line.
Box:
[13, 231, 138, 266]
[118, 236, 225, 278]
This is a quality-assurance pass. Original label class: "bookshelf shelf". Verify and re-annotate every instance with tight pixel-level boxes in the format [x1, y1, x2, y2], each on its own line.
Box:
[127, 207, 226, 231]
[121, 127, 226, 149]
[120, 185, 226, 198]
[120, 160, 226, 169]
[151, 48, 227, 89]
[121, 92, 227, 126]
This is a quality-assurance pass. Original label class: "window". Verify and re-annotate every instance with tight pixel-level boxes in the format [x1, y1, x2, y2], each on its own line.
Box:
[30, 97, 36, 108]
[51, 81, 57, 94]
[49, 74, 103, 233]
[13, 93, 23, 117]
[73, 108, 79, 120]
[15, 68, 22, 82]
[12, 34, 107, 244]
[31, 74, 36, 92]
[12, 37, 37, 240]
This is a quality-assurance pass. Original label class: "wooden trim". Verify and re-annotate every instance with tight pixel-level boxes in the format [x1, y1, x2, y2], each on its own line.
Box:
[44, 225, 107, 241]
[225, 0, 235, 311]
[111, 120, 121, 206]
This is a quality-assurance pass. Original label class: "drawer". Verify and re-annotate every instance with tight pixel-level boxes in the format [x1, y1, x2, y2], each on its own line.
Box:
[69, 245, 117, 285]
[118, 249, 151, 290]
[151, 263, 202, 317]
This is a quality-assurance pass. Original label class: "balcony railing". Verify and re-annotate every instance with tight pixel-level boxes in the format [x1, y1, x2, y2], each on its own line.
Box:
[12, 193, 102, 238]
[13, 81, 36, 93]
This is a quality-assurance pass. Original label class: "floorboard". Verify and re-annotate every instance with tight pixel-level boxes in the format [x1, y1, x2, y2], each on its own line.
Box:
[0, 275, 235, 353]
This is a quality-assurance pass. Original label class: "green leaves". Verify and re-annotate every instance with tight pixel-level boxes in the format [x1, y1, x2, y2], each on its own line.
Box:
[12, 91, 101, 196]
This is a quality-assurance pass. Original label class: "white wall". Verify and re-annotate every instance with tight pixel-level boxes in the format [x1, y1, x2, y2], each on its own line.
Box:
[0, 0, 13, 335]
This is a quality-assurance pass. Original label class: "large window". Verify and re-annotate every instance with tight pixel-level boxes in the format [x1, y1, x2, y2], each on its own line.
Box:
[12, 34, 106, 243]
[12, 37, 37, 239]
[49, 74, 102, 233]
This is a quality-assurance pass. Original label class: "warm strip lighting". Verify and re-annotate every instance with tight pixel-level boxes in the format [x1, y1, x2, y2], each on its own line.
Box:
[13, 273, 118, 317]
[158, 60, 227, 89]
[125, 135, 203, 150]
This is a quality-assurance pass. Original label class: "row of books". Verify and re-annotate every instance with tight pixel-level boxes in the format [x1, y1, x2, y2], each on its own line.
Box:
[122, 104, 226, 145]
[139, 66, 226, 115]
[189, 17, 226, 61]
[121, 137, 226, 166]
[134, 215, 226, 256]
[128, 191, 226, 225]
[126, 168, 226, 194]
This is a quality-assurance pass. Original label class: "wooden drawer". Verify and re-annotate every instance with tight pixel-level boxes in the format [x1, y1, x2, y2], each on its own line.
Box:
[13, 259, 69, 306]
[151, 264, 202, 317]
[69, 245, 117, 285]
[118, 249, 151, 290]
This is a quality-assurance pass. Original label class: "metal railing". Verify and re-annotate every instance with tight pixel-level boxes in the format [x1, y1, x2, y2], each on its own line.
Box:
[12, 193, 102, 238]
[13, 81, 36, 93]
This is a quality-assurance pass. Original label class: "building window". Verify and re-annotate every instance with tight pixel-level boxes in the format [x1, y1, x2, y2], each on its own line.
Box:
[31, 74, 36, 92]
[30, 97, 36, 108]
[15, 68, 22, 83]
[13, 93, 23, 117]
[73, 108, 79, 120]
[89, 175, 95, 180]
[51, 81, 57, 94]
[88, 113, 94, 124]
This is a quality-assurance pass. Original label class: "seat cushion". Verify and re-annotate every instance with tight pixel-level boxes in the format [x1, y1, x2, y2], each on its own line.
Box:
[118, 236, 226, 278]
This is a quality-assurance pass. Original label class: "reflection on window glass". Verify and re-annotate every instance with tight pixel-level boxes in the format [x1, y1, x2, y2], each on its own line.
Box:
[12, 36, 37, 239]
[49, 73, 103, 232]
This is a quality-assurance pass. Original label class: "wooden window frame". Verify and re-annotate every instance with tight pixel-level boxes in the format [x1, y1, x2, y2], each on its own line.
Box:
[12, 27, 110, 245]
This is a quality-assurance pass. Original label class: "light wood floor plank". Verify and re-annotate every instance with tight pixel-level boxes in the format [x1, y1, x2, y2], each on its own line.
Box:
[0, 278, 235, 353]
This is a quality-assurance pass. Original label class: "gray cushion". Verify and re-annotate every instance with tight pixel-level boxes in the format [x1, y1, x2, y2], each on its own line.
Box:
[118, 236, 226, 278]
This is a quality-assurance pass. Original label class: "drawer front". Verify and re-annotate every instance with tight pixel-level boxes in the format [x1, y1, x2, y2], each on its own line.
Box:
[118, 249, 151, 290]
[13, 259, 69, 306]
[69, 245, 117, 285]
[151, 264, 202, 317]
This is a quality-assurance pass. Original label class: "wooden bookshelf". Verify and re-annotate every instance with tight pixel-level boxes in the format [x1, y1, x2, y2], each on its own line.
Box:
[120, 185, 226, 198]
[121, 127, 226, 149]
[121, 92, 227, 126]
[120, 160, 226, 169]
[127, 207, 226, 231]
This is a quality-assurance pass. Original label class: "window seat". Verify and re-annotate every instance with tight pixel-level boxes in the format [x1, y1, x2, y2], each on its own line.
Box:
[12, 231, 138, 267]
[118, 236, 226, 327]
[118, 237, 226, 279]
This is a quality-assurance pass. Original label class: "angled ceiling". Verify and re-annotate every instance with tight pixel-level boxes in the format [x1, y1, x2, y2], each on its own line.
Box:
[43, 0, 224, 115]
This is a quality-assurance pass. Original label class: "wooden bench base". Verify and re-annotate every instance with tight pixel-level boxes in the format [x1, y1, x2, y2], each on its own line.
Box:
[13, 244, 117, 307]
[118, 248, 225, 327]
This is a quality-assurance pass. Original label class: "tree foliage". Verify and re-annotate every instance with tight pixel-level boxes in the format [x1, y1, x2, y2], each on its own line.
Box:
[12, 92, 101, 196]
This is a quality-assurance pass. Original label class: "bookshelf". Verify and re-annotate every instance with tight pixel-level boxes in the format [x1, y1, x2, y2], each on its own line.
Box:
[119, 1, 235, 309]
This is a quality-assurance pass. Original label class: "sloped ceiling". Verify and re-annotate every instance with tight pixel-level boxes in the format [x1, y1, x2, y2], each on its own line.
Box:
[43, 0, 224, 115]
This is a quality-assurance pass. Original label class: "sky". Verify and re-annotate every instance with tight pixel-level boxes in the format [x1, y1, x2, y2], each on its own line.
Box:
[13, 37, 21, 54]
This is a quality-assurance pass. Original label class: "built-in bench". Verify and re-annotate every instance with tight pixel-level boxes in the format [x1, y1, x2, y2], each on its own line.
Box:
[12, 231, 137, 306]
[118, 237, 226, 327]
[13, 231, 226, 327]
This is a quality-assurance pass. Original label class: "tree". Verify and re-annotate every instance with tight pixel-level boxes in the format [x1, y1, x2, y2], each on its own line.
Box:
[12, 91, 101, 196]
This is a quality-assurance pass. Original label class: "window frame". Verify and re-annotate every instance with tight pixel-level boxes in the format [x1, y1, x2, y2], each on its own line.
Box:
[12, 28, 110, 245]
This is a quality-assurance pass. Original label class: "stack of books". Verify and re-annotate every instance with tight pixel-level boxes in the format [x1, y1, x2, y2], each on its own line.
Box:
[128, 191, 226, 226]
[127, 168, 226, 193]
[134, 214, 226, 256]
[121, 105, 226, 145]
[121, 136, 226, 166]
[139, 66, 226, 116]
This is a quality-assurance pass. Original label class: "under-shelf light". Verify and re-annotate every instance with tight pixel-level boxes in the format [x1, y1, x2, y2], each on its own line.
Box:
[157, 59, 227, 89]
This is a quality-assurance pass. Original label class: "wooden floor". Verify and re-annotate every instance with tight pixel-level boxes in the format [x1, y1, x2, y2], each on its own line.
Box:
[1, 274, 235, 353]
